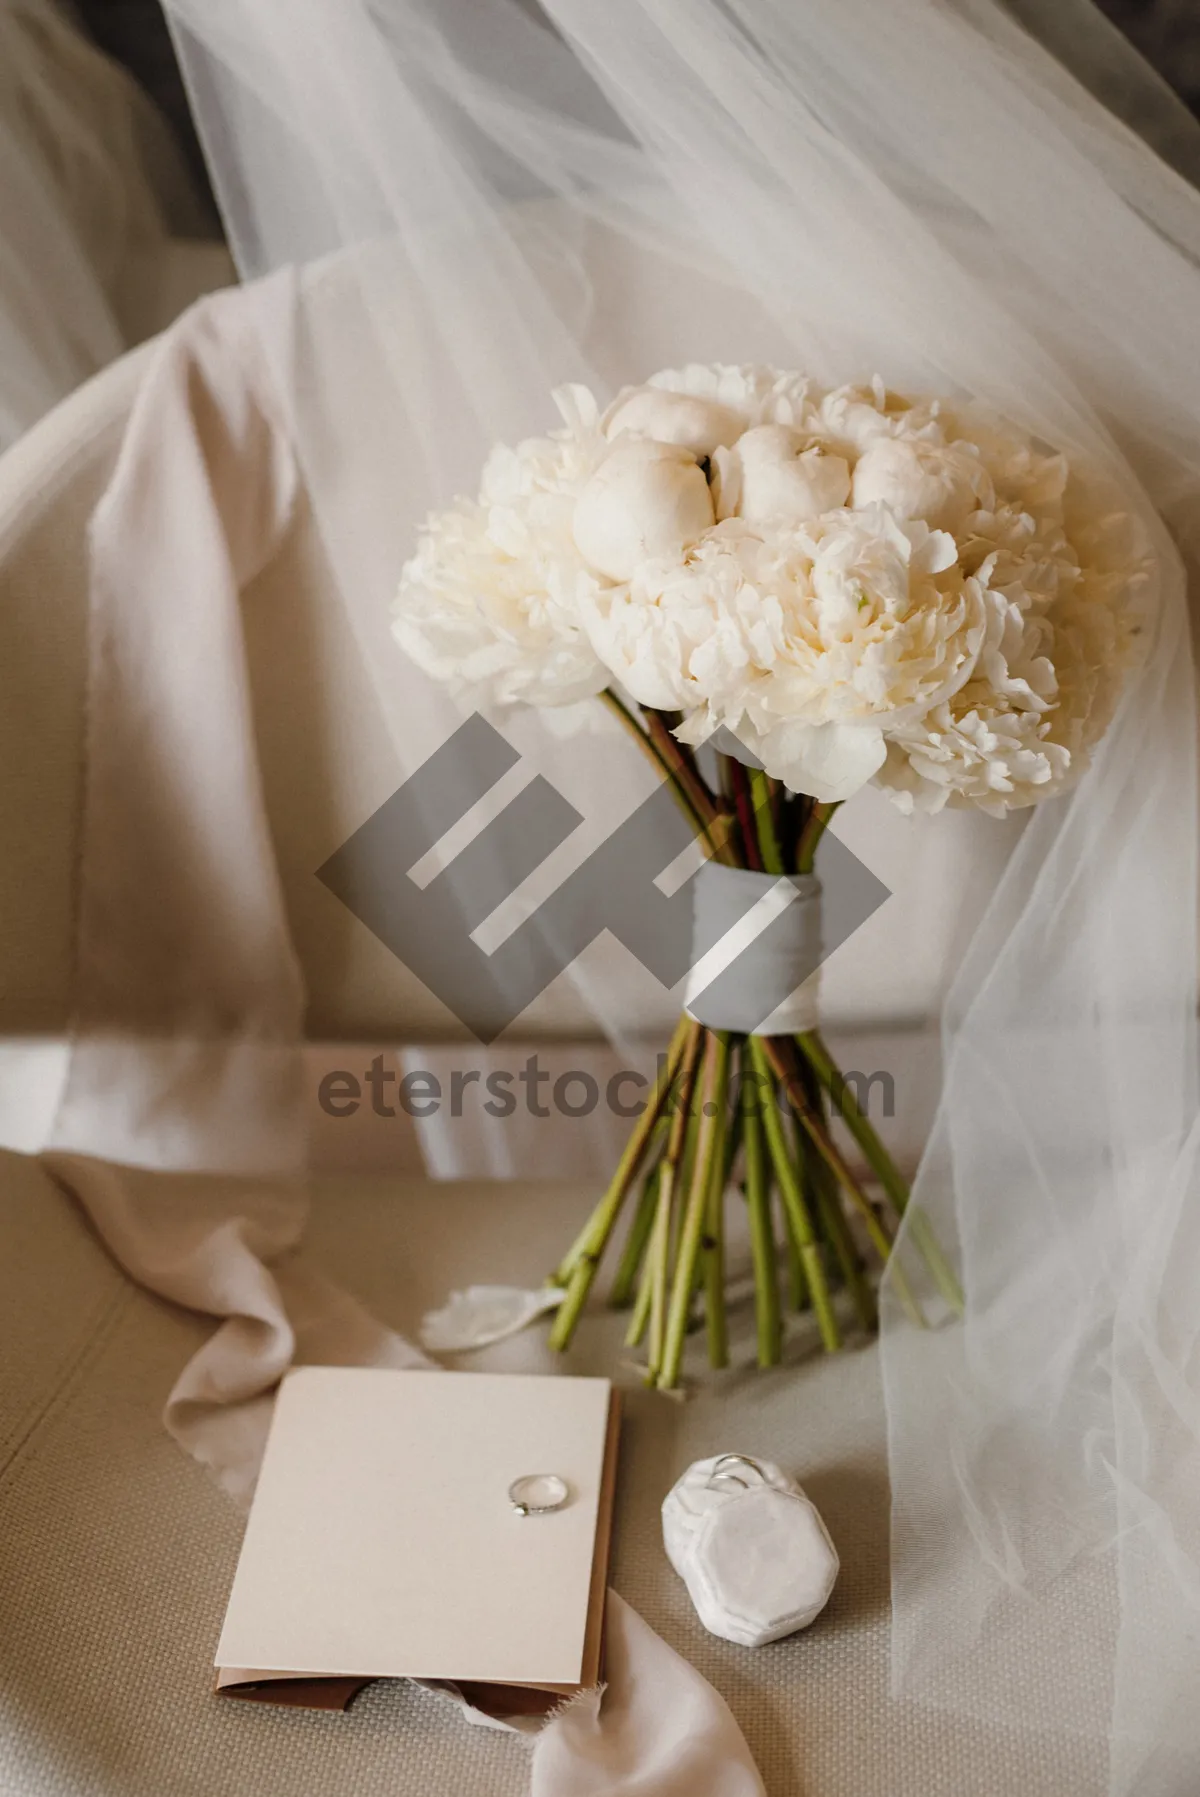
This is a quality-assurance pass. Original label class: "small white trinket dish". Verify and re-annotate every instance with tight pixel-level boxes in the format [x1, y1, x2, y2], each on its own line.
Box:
[662, 1453, 839, 1646]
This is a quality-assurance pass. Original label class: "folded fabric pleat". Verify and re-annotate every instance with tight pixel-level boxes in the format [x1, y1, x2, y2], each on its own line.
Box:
[40, 283, 765, 1797]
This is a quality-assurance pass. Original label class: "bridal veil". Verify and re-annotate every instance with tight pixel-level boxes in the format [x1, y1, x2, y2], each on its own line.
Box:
[155, 2, 1200, 1788]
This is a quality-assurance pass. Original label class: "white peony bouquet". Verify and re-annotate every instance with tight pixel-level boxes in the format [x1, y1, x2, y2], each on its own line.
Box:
[395, 365, 1148, 1386]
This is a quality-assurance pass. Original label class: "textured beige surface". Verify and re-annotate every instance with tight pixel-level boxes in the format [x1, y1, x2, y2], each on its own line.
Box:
[0, 1152, 1103, 1796]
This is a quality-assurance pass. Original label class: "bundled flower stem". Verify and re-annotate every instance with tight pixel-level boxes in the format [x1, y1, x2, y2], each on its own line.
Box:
[394, 365, 1144, 1386]
[547, 695, 962, 1388]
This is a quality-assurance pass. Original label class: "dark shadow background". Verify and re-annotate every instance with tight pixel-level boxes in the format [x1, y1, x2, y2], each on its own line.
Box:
[1101, 0, 1200, 110]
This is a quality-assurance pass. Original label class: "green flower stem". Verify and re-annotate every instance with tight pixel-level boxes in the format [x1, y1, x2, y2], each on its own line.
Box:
[742, 1087, 782, 1367]
[768, 776, 788, 861]
[659, 1033, 725, 1389]
[600, 689, 709, 835]
[716, 755, 749, 863]
[702, 1034, 732, 1371]
[644, 711, 719, 825]
[763, 1039, 927, 1329]
[812, 1157, 877, 1333]
[645, 1026, 705, 1382]
[544, 721, 963, 1380]
[625, 1271, 652, 1348]
[624, 1187, 659, 1348]
[796, 1029, 964, 1316]
[796, 1029, 906, 1208]
[897, 1207, 963, 1315]
[751, 766, 854, 1333]
[748, 769, 785, 876]
[548, 1015, 694, 1349]
[551, 1010, 689, 1284]
[720, 1050, 744, 1180]
[602, 690, 737, 863]
[644, 1161, 674, 1379]
[767, 1088, 806, 1311]
[782, 1215, 808, 1311]
[786, 1068, 875, 1328]
[727, 761, 764, 871]
[748, 1038, 841, 1352]
[796, 801, 840, 874]
[808, 1120, 923, 1325]
[609, 1158, 663, 1310]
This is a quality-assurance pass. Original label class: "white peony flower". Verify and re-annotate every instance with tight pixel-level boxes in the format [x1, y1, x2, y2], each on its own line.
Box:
[728, 508, 988, 798]
[396, 365, 1149, 813]
[585, 504, 988, 801]
[393, 388, 610, 708]
[603, 385, 744, 458]
[851, 435, 993, 532]
[573, 437, 715, 581]
[645, 362, 814, 432]
[877, 704, 1072, 817]
[876, 586, 1065, 815]
[717, 424, 851, 526]
[808, 379, 941, 459]
[940, 407, 1068, 519]
[874, 444, 1148, 813]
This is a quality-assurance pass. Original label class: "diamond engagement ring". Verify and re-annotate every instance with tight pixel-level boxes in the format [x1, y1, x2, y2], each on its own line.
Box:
[509, 1473, 570, 1516]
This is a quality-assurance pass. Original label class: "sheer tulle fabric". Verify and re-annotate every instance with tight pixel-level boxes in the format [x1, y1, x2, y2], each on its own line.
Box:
[160, 1, 1200, 1786]
[0, 0, 214, 447]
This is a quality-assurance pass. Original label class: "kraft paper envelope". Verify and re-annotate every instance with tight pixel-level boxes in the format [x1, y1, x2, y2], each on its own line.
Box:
[214, 1367, 619, 1713]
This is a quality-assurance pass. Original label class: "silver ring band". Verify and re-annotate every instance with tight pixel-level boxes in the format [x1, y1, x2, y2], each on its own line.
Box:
[509, 1472, 570, 1516]
[705, 1453, 768, 1493]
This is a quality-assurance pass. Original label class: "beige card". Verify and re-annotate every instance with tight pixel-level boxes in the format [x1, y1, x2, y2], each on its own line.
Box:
[215, 1367, 614, 1688]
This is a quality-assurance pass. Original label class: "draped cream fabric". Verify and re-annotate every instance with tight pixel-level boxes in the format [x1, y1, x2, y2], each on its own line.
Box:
[0, 0, 232, 448]
[36, 276, 764, 1794]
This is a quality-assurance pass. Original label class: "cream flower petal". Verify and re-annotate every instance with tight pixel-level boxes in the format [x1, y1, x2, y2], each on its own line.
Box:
[851, 436, 992, 531]
[741, 718, 889, 802]
[396, 366, 1149, 816]
[574, 439, 714, 581]
[732, 425, 851, 526]
[393, 395, 611, 710]
[419, 1285, 566, 1353]
[603, 385, 744, 457]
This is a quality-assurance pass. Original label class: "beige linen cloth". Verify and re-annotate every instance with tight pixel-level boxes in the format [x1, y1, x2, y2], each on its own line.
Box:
[36, 271, 763, 1797]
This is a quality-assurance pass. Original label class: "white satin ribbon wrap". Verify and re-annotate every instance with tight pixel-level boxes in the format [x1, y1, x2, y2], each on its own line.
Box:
[685, 863, 821, 1036]
[38, 278, 764, 1797]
